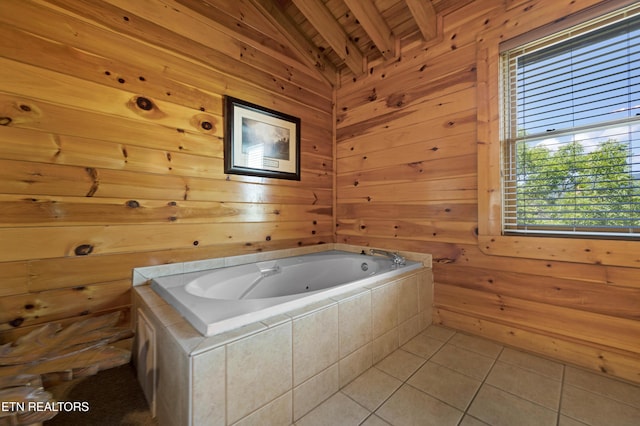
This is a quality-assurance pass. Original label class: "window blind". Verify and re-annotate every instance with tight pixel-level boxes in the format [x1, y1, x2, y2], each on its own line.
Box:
[501, 5, 640, 238]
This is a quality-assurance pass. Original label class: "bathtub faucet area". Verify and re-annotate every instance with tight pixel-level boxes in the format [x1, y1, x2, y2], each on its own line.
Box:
[259, 264, 281, 277]
[370, 248, 406, 267]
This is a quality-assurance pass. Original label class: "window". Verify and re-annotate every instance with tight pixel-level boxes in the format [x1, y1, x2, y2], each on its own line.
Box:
[500, 5, 640, 238]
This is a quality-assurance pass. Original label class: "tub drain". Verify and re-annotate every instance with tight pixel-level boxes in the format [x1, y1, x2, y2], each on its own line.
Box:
[361, 262, 369, 271]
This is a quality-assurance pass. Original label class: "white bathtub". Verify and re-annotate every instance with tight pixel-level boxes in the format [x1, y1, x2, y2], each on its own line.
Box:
[151, 250, 422, 336]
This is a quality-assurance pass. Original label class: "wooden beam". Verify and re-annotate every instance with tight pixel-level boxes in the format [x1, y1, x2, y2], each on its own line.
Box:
[247, 0, 338, 86]
[405, 0, 437, 41]
[343, 0, 396, 60]
[290, 0, 365, 75]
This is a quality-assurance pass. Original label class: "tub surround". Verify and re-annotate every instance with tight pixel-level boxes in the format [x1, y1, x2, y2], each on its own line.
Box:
[133, 244, 433, 425]
[150, 250, 423, 337]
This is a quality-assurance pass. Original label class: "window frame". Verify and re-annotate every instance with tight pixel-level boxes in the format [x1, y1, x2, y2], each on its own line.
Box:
[476, 0, 640, 267]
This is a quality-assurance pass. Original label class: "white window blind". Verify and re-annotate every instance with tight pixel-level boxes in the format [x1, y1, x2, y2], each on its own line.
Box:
[501, 5, 640, 238]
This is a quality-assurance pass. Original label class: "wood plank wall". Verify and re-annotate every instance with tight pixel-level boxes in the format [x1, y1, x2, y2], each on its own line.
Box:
[0, 0, 333, 342]
[336, 0, 640, 384]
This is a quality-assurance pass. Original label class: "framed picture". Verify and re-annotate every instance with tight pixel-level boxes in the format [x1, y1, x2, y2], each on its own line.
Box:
[224, 96, 301, 180]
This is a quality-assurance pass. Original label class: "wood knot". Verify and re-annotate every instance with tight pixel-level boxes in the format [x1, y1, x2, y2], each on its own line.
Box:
[0, 117, 12, 126]
[126, 200, 140, 208]
[201, 121, 213, 130]
[74, 244, 94, 256]
[135, 96, 154, 111]
[386, 93, 406, 108]
[191, 114, 216, 133]
[9, 317, 24, 327]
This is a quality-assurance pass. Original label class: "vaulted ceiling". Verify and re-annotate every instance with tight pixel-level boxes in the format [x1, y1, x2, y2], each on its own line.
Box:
[175, 0, 474, 85]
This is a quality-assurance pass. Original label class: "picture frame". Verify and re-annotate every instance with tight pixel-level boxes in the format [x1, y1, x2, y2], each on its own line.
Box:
[224, 96, 301, 180]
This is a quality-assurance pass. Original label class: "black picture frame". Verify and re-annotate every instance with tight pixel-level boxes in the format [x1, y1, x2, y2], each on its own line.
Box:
[224, 96, 301, 181]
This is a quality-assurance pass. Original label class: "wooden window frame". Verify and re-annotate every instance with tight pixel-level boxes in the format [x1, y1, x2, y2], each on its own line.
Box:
[476, 0, 640, 267]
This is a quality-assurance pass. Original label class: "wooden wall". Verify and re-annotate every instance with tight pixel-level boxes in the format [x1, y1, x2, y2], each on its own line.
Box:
[2, 0, 638, 386]
[336, 0, 640, 384]
[0, 0, 333, 343]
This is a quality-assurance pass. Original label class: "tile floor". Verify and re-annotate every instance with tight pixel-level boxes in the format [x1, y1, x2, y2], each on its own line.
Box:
[294, 325, 640, 426]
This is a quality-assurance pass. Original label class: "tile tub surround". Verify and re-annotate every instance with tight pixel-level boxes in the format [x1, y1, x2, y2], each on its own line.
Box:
[132, 244, 433, 426]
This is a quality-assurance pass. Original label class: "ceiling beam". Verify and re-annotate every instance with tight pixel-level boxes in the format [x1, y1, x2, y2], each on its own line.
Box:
[290, 0, 365, 76]
[248, 0, 338, 85]
[405, 0, 438, 41]
[343, 0, 396, 60]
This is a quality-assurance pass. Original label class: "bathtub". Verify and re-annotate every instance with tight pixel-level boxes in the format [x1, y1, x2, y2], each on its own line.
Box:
[151, 250, 422, 336]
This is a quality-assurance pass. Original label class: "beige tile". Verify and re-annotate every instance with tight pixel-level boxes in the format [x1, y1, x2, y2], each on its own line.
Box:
[486, 361, 561, 410]
[376, 384, 463, 426]
[155, 325, 190, 426]
[342, 367, 403, 411]
[293, 304, 339, 385]
[423, 324, 456, 342]
[183, 257, 225, 273]
[558, 415, 589, 426]
[561, 384, 640, 426]
[398, 315, 421, 346]
[397, 275, 419, 323]
[468, 384, 557, 426]
[564, 366, 640, 408]
[339, 343, 373, 387]
[338, 291, 372, 357]
[401, 330, 446, 359]
[419, 309, 432, 331]
[372, 328, 399, 364]
[371, 281, 398, 338]
[261, 313, 290, 328]
[233, 391, 292, 426]
[449, 333, 503, 358]
[295, 392, 370, 426]
[498, 348, 564, 380]
[459, 415, 491, 426]
[417, 269, 433, 313]
[135, 262, 185, 281]
[293, 364, 339, 421]
[430, 343, 495, 380]
[150, 302, 188, 328]
[192, 346, 225, 426]
[287, 299, 336, 320]
[166, 320, 206, 354]
[227, 323, 293, 424]
[360, 414, 392, 426]
[135, 286, 169, 309]
[408, 361, 482, 411]
[375, 349, 425, 381]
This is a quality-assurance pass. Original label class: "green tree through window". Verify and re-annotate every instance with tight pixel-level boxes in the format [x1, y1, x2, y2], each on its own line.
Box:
[515, 139, 640, 231]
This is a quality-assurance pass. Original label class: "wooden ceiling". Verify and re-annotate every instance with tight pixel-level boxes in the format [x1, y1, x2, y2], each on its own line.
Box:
[175, 0, 473, 85]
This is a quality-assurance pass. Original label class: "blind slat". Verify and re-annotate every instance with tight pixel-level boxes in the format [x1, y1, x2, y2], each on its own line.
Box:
[501, 5, 640, 239]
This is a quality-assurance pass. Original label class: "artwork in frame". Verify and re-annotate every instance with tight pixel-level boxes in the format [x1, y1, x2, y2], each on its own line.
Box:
[224, 96, 301, 180]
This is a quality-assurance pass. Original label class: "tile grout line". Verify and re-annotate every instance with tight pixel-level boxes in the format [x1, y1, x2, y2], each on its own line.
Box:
[347, 327, 640, 426]
[354, 327, 455, 425]
[457, 344, 505, 425]
[556, 363, 566, 426]
[355, 344, 433, 424]
[363, 329, 470, 425]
